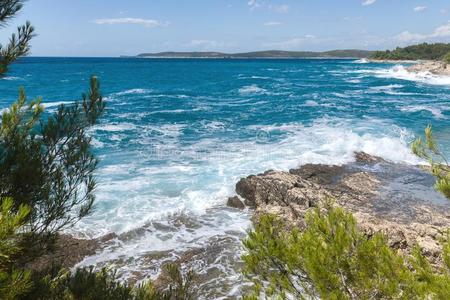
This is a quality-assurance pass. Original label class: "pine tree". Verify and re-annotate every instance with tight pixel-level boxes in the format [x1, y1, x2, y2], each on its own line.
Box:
[242, 205, 450, 299]
[0, 198, 31, 299]
[0, 0, 35, 75]
[0, 77, 105, 249]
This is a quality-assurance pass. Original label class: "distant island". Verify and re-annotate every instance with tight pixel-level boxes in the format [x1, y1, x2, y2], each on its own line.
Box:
[135, 49, 373, 59]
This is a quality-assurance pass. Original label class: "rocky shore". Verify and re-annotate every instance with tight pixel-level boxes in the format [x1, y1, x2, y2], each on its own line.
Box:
[407, 60, 450, 76]
[228, 152, 450, 266]
[37, 152, 450, 297]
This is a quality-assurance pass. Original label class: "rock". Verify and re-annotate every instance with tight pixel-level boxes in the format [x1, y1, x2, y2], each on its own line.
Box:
[407, 60, 450, 76]
[234, 152, 450, 266]
[227, 196, 245, 209]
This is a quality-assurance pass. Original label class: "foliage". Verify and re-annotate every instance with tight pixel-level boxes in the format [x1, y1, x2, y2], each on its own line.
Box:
[444, 52, 450, 64]
[0, 0, 35, 75]
[0, 77, 105, 247]
[242, 206, 450, 299]
[412, 125, 450, 199]
[370, 43, 450, 61]
[0, 198, 32, 299]
[19, 264, 195, 300]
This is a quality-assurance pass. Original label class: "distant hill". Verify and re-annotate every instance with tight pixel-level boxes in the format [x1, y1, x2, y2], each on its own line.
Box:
[136, 50, 373, 59]
[370, 43, 450, 61]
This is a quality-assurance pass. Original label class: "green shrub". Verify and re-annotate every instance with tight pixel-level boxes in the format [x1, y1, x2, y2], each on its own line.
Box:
[242, 206, 450, 299]
[0, 198, 32, 299]
[21, 264, 195, 300]
[444, 52, 450, 64]
[412, 125, 450, 199]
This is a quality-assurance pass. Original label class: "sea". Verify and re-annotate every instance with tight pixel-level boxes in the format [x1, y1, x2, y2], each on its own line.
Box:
[1, 57, 450, 298]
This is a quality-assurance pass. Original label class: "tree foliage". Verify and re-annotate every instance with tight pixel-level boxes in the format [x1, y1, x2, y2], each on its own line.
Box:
[0, 0, 35, 75]
[412, 125, 450, 199]
[243, 206, 450, 299]
[370, 43, 450, 61]
[0, 77, 105, 245]
[20, 263, 195, 300]
[444, 52, 450, 64]
[0, 198, 31, 299]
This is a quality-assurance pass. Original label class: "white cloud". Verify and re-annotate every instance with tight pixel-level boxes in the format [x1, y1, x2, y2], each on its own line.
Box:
[248, 0, 261, 10]
[185, 40, 234, 51]
[263, 35, 316, 49]
[362, 0, 376, 6]
[394, 22, 450, 42]
[248, 1, 289, 13]
[414, 6, 427, 12]
[270, 4, 289, 13]
[264, 21, 283, 26]
[94, 18, 168, 28]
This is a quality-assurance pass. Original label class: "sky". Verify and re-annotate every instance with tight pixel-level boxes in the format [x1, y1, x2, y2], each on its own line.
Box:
[1, 0, 450, 57]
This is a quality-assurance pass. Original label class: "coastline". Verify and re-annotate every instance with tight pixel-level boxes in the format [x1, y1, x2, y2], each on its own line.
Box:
[370, 59, 450, 76]
[52, 152, 450, 296]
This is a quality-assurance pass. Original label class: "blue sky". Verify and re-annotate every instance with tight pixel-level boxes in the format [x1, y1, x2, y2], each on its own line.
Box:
[1, 0, 450, 56]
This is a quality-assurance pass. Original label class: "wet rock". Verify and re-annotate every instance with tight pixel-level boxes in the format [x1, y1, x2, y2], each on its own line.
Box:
[407, 60, 450, 76]
[234, 152, 450, 266]
[227, 196, 245, 209]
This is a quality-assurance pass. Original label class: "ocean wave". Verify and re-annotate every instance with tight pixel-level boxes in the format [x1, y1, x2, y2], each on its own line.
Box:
[114, 88, 151, 96]
[1, 76, 22, 81]
[372, 65, 450, 86]
[238, 84, 267, 94]
[400, 105, 446, 119]
[42, 101, 74, 109]
[354, 58, 369, 64]
[94, 123, 137, 132]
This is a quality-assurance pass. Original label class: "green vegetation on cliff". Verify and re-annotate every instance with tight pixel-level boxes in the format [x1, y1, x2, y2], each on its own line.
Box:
[371, 43, 450, 61]
[243, 205, 450, 299]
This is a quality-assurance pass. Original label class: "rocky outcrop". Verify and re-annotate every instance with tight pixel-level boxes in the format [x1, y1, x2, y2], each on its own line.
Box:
[407, 60, 450, 76]
[229, 152, 450, 265]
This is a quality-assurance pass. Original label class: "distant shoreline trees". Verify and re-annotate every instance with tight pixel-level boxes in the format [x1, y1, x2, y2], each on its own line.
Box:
[371, 42, 450, 61]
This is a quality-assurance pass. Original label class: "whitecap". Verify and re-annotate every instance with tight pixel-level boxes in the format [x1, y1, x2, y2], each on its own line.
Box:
[371, 65, 450, 86]
[354, 58, 369, 64]
[400, 105, 446, 119]
[114, 88, 151, 96]
[304, 100, 319, 107]
[238, 84, 266, 94]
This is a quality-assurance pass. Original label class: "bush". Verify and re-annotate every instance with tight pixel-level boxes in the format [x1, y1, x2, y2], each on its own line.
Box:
[21, 264, 195, 300]
[242, 206, 450, 299]
[412, 125, 450, 199]
[444, 52, 450, 64]
[0, 198, 32, 299]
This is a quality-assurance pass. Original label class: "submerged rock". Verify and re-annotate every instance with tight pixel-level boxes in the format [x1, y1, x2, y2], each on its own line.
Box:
[233, 152, 450, 265]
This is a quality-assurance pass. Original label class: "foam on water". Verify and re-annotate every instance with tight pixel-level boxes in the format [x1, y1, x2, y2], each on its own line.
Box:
[372, 65, 450, 86]
[238, 84, 266, 94]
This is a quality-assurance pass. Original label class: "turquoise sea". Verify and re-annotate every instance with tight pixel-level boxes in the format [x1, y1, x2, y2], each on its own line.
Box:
[1, 57, 450, 296]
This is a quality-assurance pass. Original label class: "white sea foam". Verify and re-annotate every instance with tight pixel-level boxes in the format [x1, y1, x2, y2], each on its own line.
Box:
[94, 123, 137, 132]
[371, 65, 450, 86]
[114, 88, 151, 96]
[400, 105, 446, 119]
[238, 84, 266, 94]
[2, 76, 22, 81]
[354, 58, 369, 64]
[304, 100, 319, 107]
[42, 101, 74, 108]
